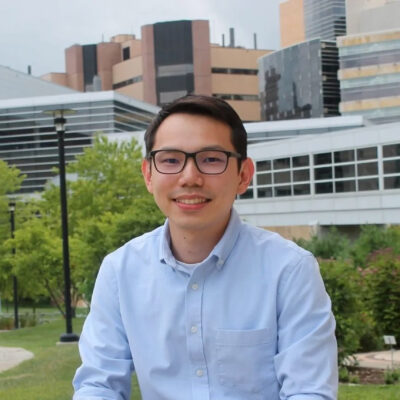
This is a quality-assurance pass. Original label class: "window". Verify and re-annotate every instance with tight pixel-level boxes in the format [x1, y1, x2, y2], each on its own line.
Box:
[334, 150, 354, 163]
[257, 173, 272, 185]
[383, 160, 400, 174]
[357, 162, 378, 177]
[273, 157, 290, 170]
[314, 152, 332, 165]
[383, 144, 400, 158]
[357, 147, 377, 161]
[293, 155, 309, 167]
[335, 180, 356, 193]
[315, 182, 333, 194]
[123, 47, 130, 61]
[315, 167, 332, 180]
[275, 186, 292, 197]
[294, 184, 310, 195]
[256, 160, 271, 171]
[335, 165, 355, 178]
[384, 176, 400, 190]
[274, 171, 290, 184]
[258, 187, 273, 198]
[293, 169, 310, 182]
[358, 178, 379, 191]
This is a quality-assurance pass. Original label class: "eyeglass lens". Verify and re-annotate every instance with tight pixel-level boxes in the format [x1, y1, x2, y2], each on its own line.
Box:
[154, 150, 229, 174]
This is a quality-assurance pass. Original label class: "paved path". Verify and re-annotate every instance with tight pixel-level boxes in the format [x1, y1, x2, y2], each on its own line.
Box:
[0, 346, 34, 373]
[355, 350, 400, 370]
[0, 346, 399, 373]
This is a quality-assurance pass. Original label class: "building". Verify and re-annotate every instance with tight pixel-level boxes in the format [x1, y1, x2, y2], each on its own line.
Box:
[346, 0, 400, 35]
[244, 115, 369, 143]
[235, 121, 400, 239]
[280, 0, 346, 47]
[0, 91, 158, 194]
[0, 65, 77, 100]
[258, 39, 340, 121]
[279, 0, 305, 48]
[42, 20, 271, 122]
[337, 29, 400, 123]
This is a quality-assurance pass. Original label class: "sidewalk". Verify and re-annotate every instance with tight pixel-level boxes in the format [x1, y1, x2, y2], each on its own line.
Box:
[354, 350, 400, 370]
[0, 346, 34, 373]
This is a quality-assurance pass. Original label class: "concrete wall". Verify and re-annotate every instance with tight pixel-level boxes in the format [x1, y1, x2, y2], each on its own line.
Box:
[97, 42, 122, 90]
[65, 45, 84, 91]
[141, 24, 157, 105]
[279, 0, 305, 48]
[192, 20, 212, 96]
[346, 0, 400, 34]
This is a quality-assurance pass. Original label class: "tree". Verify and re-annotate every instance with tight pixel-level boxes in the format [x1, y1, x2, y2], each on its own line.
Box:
[8, 136, 164, 309]
[0, 160, 24, 301]
[296, 226, 351, 260]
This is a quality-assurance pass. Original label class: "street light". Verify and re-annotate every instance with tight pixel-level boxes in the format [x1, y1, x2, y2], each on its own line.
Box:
[45, 109, 79, 343]
[8, 201, 19, 329]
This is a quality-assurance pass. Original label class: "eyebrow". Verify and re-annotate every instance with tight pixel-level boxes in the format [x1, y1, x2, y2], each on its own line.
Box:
[156, 145, 228, 152]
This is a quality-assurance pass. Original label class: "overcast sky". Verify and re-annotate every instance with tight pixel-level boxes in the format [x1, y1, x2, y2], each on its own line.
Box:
[0, 0, 280, 77]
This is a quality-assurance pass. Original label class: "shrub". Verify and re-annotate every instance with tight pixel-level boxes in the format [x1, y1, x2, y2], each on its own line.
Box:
[319, 259, 370, 364]
[362, 249, 400, 340]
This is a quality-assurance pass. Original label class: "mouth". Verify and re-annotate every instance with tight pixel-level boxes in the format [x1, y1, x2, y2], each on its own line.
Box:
[175, 197, 210, 205]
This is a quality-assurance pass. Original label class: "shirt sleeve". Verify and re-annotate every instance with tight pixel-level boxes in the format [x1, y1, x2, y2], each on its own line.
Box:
[73, 256, 134, 400]
[274, 254, 338, 400]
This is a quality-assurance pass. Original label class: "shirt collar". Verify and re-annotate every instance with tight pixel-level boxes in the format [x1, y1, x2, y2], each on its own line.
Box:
[159, 208, 243, 271]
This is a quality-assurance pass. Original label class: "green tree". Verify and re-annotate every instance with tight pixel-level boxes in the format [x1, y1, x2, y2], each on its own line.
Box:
[351, 225, 400, 266]
[0, 160, 24, 301]
[362, 249, 400, 341]
[7, 136, 164, 309]
[296, 226, 351, 260]
[319, 259, 373, 364]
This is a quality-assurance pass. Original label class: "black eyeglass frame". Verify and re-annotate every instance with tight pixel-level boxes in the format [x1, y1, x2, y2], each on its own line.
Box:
[149, 149, 242, 175]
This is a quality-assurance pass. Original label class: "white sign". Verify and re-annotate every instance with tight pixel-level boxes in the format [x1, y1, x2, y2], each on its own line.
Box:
[383, 335, 397, 345]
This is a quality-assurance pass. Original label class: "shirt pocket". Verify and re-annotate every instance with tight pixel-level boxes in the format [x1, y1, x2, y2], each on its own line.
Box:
[215, 328, 276, 396]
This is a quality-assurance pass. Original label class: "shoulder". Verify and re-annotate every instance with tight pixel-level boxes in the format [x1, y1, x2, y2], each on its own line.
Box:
[241, 222, 311, 257]
[238, 222, 315, 273]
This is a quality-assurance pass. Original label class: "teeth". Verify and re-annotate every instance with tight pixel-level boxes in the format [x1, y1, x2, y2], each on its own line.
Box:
[177, 198, 207, 205]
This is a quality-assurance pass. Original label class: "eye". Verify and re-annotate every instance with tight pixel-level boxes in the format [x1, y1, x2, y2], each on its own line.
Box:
[200, 151, 226, 164]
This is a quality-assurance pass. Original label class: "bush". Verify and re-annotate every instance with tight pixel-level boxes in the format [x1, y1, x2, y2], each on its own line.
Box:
[384, 369, 400, 385]
[362, 249, 400, 340]
[319, 259, 370, 364]
[296, 226, 351, 260]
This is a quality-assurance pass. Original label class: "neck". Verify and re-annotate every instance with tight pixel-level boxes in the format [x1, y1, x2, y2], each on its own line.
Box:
[169, 217, 230, 264]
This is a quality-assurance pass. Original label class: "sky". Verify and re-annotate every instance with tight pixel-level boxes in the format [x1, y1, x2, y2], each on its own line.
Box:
[0, 0, 281, 77]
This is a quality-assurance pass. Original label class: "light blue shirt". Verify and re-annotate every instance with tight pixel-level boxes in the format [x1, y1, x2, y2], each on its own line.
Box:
[73, 209, 338, 400]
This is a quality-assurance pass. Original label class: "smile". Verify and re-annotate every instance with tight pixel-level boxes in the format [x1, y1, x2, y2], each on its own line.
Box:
[175, 198, 209, 205]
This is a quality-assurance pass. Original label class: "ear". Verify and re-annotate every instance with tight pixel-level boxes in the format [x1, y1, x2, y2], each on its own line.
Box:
[141, 158, 153, 194]
[237, 157, 255, 195]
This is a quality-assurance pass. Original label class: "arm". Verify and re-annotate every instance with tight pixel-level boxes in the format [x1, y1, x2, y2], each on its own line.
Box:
[274, 255, 338, 400]
[73, 256, 134, 400]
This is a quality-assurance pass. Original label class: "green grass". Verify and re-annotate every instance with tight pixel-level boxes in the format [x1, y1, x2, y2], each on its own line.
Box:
[1, 317, 399, 399]
[339, 384, 400, 399]
[0, 316, 140, 400]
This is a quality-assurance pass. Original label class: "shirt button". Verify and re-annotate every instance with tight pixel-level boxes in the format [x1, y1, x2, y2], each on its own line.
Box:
[191, 283, 199, 290]
[191, 325, 198, 334]
[196, 369, 204, 377]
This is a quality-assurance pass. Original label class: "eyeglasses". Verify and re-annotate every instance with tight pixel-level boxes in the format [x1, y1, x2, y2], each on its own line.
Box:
[149, 149, 242, 175]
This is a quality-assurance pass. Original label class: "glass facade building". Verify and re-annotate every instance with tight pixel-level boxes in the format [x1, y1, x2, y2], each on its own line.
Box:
[304, 0, 346, 41]
[237, 124, 400, 201]
[0, 91, 158, 194]
[338, 30, 400, 124]
[258, 39, 340, 121]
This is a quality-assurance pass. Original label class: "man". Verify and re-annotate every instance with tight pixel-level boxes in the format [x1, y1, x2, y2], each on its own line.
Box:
[73, 95, 338, 399]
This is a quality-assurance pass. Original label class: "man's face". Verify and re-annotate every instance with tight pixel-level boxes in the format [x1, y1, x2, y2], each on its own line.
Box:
[142, 113, 254, 239]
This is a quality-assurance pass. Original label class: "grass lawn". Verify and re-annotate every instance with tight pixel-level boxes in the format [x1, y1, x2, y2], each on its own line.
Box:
[0, 316, 399, 399]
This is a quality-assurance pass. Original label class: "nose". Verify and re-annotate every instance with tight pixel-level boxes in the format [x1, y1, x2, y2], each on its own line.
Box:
[178, 156, 204, 186]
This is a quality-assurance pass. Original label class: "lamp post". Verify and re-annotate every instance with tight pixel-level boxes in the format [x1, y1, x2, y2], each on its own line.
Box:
[8, 201, 19, 329]
[47, 109, 79, 343]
